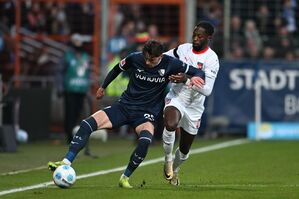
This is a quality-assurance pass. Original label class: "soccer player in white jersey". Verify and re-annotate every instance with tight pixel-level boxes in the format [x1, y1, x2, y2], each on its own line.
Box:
[162, 21, 220, 186]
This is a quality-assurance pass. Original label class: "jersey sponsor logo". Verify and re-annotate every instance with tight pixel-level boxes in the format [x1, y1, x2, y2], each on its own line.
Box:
[144, 113, 155, 121]
[158, 69, 165, 76]
[197, 62, 203, 69]
[135, 73, 166, 83]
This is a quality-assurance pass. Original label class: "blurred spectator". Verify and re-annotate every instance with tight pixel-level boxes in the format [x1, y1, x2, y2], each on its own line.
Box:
[285, 51, 295, 61]
[274, 26, 295, 59]
[197, 0, 223, 27]
[230, 45, 244, 60]
[282, 0, 297, 34]
[107, 20, 136, 61]
[230, 15, 243, 45]
[57, 33, 92, 143]
[206, 2, 223, 27]
[27, 2, 46, 33]
[148, 24, 159, 39]
[0, 0, 15, 31]
[228, 15, 244, 58]
[50, 3, 70, 35]
[262, 46, 275, 60]
[65, 2, 93, 34]
[244, 20, 263, 59]
[255, 4, 274, 44]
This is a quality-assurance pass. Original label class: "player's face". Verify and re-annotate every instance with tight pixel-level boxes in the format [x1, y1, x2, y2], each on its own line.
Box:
[144, 53, 163, 68]
[192, 27, 209, 51]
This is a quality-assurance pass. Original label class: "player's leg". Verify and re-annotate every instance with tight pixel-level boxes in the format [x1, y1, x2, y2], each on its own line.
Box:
[119, 121, 154, 188]
[171, 128, 195, 185]
[48, 110, 112, 171]
[163, 105, 181, 180]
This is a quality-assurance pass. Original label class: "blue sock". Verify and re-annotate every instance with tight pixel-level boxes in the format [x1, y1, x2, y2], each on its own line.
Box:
[124, 130, 153, 177]
[65, 117, 98, 162]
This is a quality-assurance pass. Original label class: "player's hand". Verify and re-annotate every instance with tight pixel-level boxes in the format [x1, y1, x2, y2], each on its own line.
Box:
[190, 76, 204, 88]
[96, 87, 105, 100]
[169, 73, 187, 83]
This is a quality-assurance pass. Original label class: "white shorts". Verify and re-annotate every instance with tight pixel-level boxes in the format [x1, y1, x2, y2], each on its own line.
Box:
[164, 97, 202, 135]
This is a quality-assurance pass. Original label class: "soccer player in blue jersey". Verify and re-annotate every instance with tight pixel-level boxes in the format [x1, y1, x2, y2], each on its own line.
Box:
[48, 40, 205, 188]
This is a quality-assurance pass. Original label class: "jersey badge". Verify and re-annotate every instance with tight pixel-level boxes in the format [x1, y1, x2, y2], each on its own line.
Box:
[197, 62, 203, 69]
[158, 69, 165, 76]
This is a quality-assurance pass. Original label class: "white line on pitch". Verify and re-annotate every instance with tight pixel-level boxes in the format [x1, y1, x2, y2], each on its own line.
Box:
[0, 139, 249, 196]
[1, 166, 47, 176]
[187, 184, 299, 188]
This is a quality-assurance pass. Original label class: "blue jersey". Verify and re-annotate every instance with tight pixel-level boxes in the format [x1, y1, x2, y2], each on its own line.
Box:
[116, 52, 204, 116]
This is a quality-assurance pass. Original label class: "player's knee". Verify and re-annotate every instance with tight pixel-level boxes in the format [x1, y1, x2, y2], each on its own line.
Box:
[164, 120, 179, 131]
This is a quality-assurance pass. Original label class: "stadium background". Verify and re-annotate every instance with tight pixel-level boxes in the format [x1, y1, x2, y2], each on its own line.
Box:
[0, 0, 299, 143]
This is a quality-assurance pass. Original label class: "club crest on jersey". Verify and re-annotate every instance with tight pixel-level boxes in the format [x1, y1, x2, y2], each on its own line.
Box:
[158, 69, 165, 76]
[197, 62, 203, 69]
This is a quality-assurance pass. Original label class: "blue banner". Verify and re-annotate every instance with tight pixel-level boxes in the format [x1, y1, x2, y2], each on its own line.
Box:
[211, 60, 299, 132]
[248, 122, 299, 140]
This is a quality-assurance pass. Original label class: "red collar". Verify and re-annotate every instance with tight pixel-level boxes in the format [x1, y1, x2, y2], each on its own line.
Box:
[192, 46, 209, 54]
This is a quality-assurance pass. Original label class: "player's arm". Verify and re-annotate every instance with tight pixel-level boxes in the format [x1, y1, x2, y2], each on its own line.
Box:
[172, 59, 205, 88]
[190, 58, 219, 96]
[96, 56, 130, 99]
[164, 46, 180, 59]
[168, 73, 188, 83]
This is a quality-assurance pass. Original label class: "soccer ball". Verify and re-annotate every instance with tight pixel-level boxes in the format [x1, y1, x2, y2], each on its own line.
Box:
[90, 129, 108, 142]
[53, 165, 76, 188]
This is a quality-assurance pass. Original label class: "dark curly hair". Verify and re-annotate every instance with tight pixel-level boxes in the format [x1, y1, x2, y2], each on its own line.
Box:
[195, 21, 215, 36]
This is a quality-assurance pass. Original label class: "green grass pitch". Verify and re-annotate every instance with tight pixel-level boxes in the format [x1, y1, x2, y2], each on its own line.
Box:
[0, 138, 299, 199]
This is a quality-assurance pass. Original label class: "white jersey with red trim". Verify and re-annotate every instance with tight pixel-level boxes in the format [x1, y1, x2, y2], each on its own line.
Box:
[164, 43, 219, 119]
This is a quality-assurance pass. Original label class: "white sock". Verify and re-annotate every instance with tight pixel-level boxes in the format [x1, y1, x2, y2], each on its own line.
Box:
[62, 158, 71, 165]
[162, 128, 175, 162]
[121, 173, 129, 179]
[173, 147, 189, 173]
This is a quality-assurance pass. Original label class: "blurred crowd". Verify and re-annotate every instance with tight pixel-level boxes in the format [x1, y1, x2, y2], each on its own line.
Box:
[0, 0, 299, 83]
[211, 0, 299, 60]
[108, 0, 299, 61]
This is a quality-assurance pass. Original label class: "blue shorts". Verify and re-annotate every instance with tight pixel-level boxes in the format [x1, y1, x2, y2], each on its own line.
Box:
[103, 101, 157, 129]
